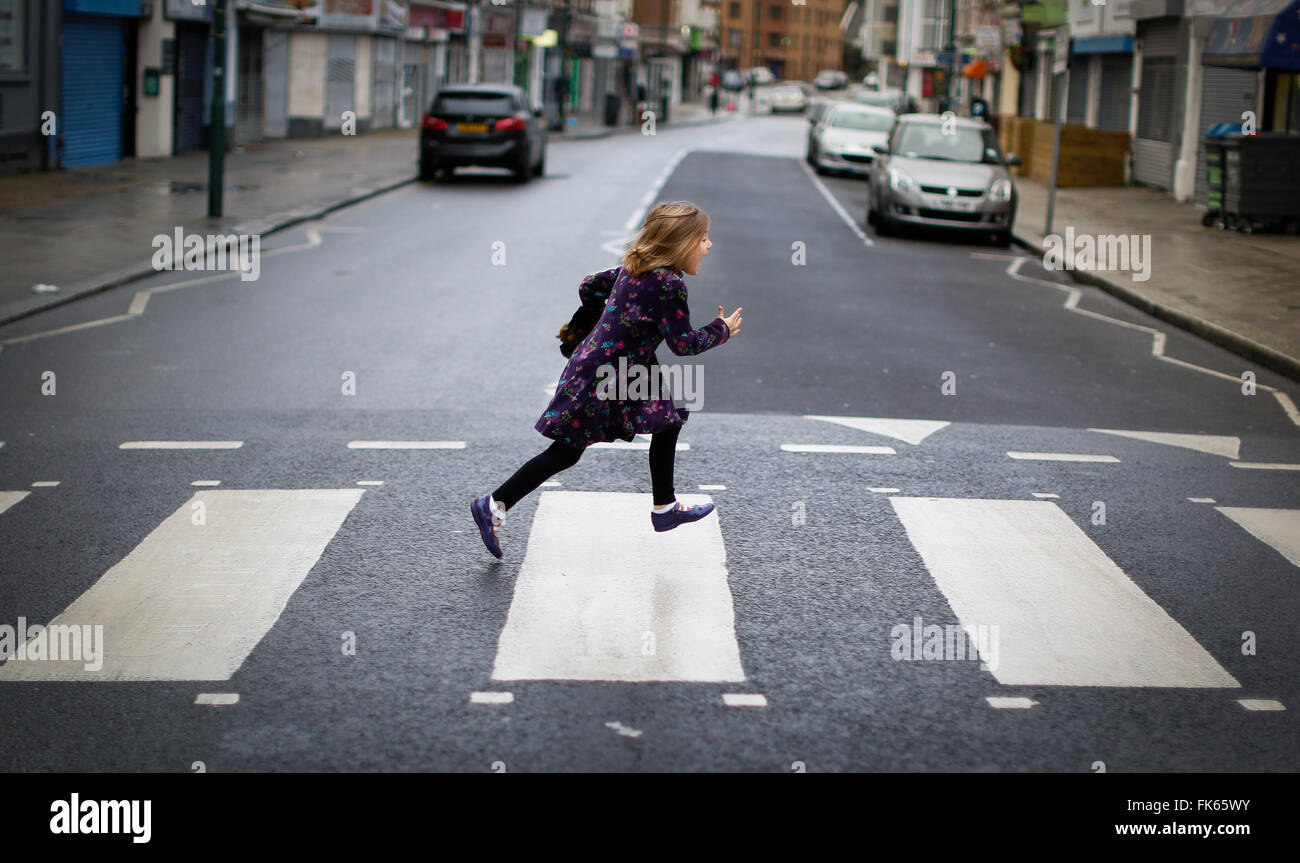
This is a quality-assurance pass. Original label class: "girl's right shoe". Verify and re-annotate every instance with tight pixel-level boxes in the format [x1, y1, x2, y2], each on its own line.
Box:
[471, 495, 503, 558]
[651, 501, 716, 532]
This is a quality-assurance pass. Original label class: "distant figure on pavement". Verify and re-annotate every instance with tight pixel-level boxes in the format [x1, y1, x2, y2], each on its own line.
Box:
[471, 202, 743, 558]
[709, 85, 719, 116]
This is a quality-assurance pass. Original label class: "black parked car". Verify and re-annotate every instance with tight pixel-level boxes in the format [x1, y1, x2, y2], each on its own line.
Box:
[419, 84, 547, 182]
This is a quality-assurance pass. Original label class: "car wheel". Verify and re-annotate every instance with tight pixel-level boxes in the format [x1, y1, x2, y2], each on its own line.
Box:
[419, 159, 438, 182]
[992, 231, 1012, 248]
[533, 146, 545, 177]
[873, 210, 893, 237]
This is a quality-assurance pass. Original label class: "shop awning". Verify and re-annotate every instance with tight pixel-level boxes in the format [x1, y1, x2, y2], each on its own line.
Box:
[1203, 0, 1300, 70]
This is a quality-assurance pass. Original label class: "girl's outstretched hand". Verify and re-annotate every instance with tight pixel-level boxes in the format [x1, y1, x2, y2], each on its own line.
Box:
[718, 306, 743, 338]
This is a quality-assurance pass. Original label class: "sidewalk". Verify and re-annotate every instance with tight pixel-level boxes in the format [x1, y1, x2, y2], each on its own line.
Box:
[0, 99, 741, 327]
[1012, 178, 1300, 381]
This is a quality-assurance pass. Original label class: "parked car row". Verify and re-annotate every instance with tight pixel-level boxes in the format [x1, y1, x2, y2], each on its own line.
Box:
[806, 103, 1022, 246]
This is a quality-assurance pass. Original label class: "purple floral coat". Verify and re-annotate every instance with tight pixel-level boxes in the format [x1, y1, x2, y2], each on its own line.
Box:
[536, 265, 730, 448]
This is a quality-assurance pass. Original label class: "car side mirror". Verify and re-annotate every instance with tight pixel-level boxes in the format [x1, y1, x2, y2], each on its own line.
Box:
[872, 144, 888, 155]
[1004, 153, 1022, 167]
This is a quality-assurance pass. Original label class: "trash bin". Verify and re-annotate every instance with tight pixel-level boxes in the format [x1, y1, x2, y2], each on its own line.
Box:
[1200, 122, 1238, 228]
[604, 92, 620, 127]
[1221, 131, 1300, 234]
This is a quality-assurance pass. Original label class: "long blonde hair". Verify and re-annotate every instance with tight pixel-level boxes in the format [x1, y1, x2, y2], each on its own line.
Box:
[621, 201, 709, 277]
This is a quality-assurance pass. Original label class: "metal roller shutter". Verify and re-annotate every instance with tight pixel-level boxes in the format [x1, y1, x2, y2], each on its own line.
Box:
[1019, 51, 1035, 117]
[263, 29, 289, 139]
[1141, 18, 1179, 58]
[372, 36, 396, 129]
[1134, 54, 1175, 188]
[1067, 57, 1089, 124]
[60, 14, 125, 168]
[324, 34, 355, 130]
[1097, 54, 1132, 131]
[236, 28, 264, 147]
[174, 23, 206, 154]
[1194, 66, 1257, 204]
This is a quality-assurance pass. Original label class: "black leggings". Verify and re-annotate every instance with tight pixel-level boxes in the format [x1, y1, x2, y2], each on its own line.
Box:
[492, 424, 681, 510]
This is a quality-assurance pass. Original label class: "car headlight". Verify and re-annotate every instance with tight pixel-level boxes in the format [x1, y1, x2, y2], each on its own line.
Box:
[889, 168, 915, 193]
[989, 179, 1013, 202]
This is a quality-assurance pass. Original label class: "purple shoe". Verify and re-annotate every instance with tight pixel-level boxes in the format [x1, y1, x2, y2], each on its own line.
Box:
[471, 495, 503, 558]
[651, 500, 716, 532]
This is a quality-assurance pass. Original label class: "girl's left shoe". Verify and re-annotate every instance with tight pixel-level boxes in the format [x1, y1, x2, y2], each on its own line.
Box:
[471, 495, 504, 558]
[651, 500, 716, 532]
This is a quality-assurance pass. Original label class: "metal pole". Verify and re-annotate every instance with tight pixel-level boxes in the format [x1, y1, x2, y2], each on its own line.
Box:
[1045, 64, 1068, 237]
[946, 0, 956, 112]
[208, 0, 227, 219]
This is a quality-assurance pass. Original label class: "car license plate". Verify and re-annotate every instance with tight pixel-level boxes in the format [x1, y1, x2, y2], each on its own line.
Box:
[933, 197, 975, 211]
[457, 122, 488, 133]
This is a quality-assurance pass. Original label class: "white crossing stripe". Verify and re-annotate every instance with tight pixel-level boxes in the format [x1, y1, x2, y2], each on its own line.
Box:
[1007, 451, 1119, 463]
[347, 441, 465, 449]
[1216, 507, 1300, 569]
[804, 416, 950, 446]
[0, 491, 30, 516]
[195, 693, 239, 705]
[889, 497, 1239, 688]
[1238, 699, 1285, 711]
[588, 440, 690, 451]
[1187, 497, 1215, 503]
[469, 691, 514, 705]
[491, 491, 744, 682]
[1031, 493, 1059, 499]
[1229, 462, 1300, 471]
[781, 444, 896, 454]
[1088, 429, 1241, 460]
[699, 484, 726, 490]
[30, 481, 60, 488]
[0, 489, 364, 681]
[722, 693, 768, 707]
[986, 697, 1037, 709]
[191, 480, 221, 487]
[120, 441, 243, 450]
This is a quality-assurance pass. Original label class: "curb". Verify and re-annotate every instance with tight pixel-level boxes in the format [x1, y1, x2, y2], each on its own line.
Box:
[0, 174, 418, 329]
[1010, 231, 1300, 385]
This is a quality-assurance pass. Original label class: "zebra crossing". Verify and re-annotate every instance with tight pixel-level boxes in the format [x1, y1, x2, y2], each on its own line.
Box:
[0, 417, 1296, 706]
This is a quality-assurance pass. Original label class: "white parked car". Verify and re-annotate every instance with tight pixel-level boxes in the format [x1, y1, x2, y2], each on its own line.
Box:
[808, 103, 896, 177]
[768, 83, 809, 113]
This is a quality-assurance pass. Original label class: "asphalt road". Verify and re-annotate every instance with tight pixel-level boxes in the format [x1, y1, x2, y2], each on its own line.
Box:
[1, 112, 1298, 772]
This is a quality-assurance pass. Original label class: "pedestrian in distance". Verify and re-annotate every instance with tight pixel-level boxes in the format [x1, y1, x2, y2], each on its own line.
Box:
[709, 85, 720, 116]
[471, 202, 743, 558]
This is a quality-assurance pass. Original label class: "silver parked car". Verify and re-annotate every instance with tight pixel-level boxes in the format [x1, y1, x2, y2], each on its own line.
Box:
[866, 113, 1022, 246]
[808, 103, 896, 177]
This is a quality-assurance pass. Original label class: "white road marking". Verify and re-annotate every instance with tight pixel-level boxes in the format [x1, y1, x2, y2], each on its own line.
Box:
[469, 691, 514, 705]
[624, 148, 690, 232]
[491, 491, 745, 682]
[1031, 493, 1059, 499]
[1238, 699, 1285, 711]
[347, 441, 466, 449]
[1188, 497, 1215, 503]
[1002, 256, 1300, 429]
[588, 440, 690, 451]
[356, 481, 384, 486]
[0, 491, 30, 516]
[0, 226, 336, 349]
[195, 693, 239, 706]
[191, 480, 221, 487]
[1007, 451, 1119, 463]
[986, 697, 1037, 709]
[722, 693, 768, 707]
[1088, 428, 1241, 460]
[1216, 507, 1300, 569]
[781, 444, 896, 454]
[121, 441, 243, 450]
[798, 160, 874, 247]
[889, 497, 1239, 687]
[869, 487, 901, 493]
[699, 484, 726, 490]
[1229, 462, 1300, 471]
[805, 415, 949, 445]
[0, 489, 365, 681]
[30, 481, 60, 488]
[605, 721, 643, 738]
[540, 481, 562, 487]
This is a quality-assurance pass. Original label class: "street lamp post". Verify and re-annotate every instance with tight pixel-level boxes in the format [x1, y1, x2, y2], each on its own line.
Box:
[208, 0, 227, 219]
